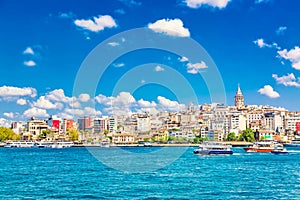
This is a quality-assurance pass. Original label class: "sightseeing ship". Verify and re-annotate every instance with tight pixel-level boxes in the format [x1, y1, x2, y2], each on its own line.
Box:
[194, 141, 233, 155]
[244, 141, 275, 153]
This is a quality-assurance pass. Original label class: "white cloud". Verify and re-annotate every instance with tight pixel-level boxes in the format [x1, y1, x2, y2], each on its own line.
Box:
[276, 26, 287, 35]
[0, 86, 37, 98]
[141, 80, 146, 84]
[258, 85, 280, 98]
[184, 0, 230, 9]
[74, 15, 117, 32]
[23, 47, 34, 55]
[148, 18, 190, 37]
[79, 93, 90, 102]
[179, 56, 189, 62]
[186, 61, 208, 74]
[255, 0, 270, 4]
[137, 99, 157, 108]
[70, 101, 81, 109]
[65, 107, 101, 116]
[253, 38, 271, 48]
[157, 96, 186, 111]
[113, 63, 125, 67]
[0, 118, 11, 127]
[108, 42, 120, 47]
[277, 46, 300, 70]
[17, 98, 27, 105]
[23, 107, 49, 118]
[155, 65, 165, 72]
[95, 92, 136, 115]
[272, 73, 300, 88]
[3, 112, 14, 118]
[24, 60, 36, 67]
[45, 89, 74, 104]
[32, 96, 59, 109]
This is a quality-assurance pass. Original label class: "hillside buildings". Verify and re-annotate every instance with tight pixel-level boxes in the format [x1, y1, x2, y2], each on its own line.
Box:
[9, 85, 300, 143]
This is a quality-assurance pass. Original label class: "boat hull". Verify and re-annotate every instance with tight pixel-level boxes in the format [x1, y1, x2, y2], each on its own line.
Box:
[271, 151, 288, 155]
[244, 148, 273, 153]
[194, 149, 233, 155]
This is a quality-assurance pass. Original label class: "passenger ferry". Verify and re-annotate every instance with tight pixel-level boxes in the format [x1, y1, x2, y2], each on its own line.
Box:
[244, 141, 275, 153]
[4, 141, 35, 148]
[194, 141, 233, 155]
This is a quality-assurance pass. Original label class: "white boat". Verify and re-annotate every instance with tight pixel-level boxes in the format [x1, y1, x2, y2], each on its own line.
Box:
[271, 143, 288, 155]
[34, 141, 54, 148]
[51, 141, 73, 148]
[143, 142, 152, 147]
[100, 140, 110, 148]
[194, 141, 233, 155]
[4, 141, 35, 148]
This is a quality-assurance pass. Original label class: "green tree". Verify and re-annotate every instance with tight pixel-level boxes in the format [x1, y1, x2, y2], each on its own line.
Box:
[103, 129, 109, 136]
[194, 137, 200, 144]
[0, 127, 20, 141]
[239, 128, 255, 142]
[226, 132, 237, 141]
[67, 128, 79, 141]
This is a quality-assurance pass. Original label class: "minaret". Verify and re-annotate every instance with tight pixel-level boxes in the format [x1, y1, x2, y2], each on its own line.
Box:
[234, 84, 244, 109]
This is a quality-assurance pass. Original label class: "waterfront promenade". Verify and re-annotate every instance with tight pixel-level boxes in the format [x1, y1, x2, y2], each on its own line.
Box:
[73, 141, 252, 147]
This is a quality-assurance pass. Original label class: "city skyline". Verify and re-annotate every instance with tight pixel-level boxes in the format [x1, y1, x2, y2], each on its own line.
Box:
[1, 0, 300, 126]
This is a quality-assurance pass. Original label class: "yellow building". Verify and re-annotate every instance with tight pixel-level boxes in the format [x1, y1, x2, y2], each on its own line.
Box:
[112, 133, 135, 144]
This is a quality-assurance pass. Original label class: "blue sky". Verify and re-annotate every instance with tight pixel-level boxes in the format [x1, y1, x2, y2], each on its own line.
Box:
[0, 0, 300, 125]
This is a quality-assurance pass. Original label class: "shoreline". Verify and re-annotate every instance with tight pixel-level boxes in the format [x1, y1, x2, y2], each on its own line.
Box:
[75, 141, 252, 148]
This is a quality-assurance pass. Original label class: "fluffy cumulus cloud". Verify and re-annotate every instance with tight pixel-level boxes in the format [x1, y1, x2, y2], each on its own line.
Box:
[74, 15, 117, 32]
[0, 118, 11, 127]
[186, 61, 208, 74]
[278, 46, 300, 70]
[32, 96, 61, 109]
[258, 85, 280, 98]
[23, 60, 36, 67]
[0, 86, 37, 99]
[23, 107, 49, 118]
[148, 18, 190, 37]
[272, 73, 300, 88]
[65, 107, 101, 116]
[23, 47, 34, 55]
[155, 65, 165, 72]
[45, 89, 74, 104]
[184, 0, 230, 9]
[137, 99, 157, 108]
[79, 93, 90, 102]
[95, 92, 136, 115]
[17, 98, 27, 105]
[3, 112, 14, 118]
[157, 96, 186, 111]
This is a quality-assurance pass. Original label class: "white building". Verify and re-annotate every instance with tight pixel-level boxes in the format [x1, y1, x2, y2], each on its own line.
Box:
[137, 114, 151, 133]
[285, 113, 300, 132]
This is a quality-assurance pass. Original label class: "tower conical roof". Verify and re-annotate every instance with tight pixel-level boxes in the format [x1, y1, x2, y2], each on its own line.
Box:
[236, 84, 243, 95]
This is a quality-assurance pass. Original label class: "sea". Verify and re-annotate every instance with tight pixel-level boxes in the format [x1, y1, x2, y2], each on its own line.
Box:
[0, 146, 300, 199]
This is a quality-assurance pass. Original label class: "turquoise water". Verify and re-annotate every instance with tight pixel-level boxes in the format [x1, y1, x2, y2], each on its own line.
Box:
[0, 147, 300, 199]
